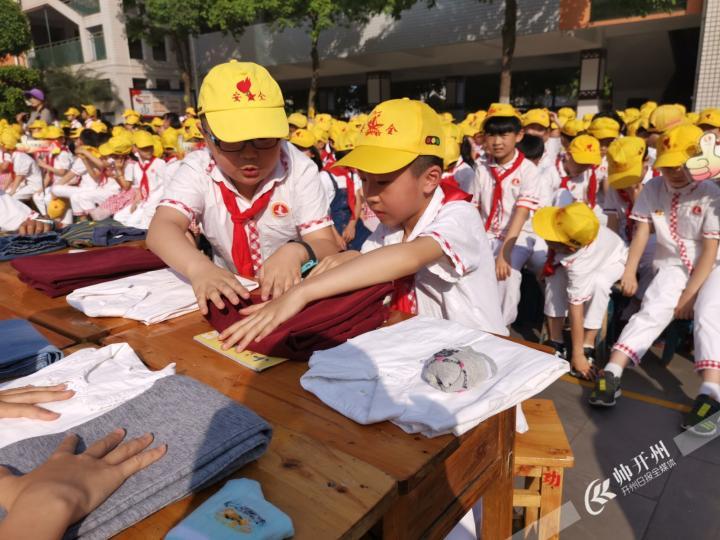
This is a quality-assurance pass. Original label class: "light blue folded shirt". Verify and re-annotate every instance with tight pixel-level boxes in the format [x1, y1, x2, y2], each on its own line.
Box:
[165, 479, 294, 540]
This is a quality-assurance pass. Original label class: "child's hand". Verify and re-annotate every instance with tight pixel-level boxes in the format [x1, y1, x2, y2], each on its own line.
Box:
[308, 250, 360, 278]
[342, 221, 357, 243]
[257, 243, 305, 301]
[219, 287, 308, 352]
[332, 226, 347, 250]
[0, 429, 166, 526]
[674, 289, 697, 320]
[0, 384, 75, 420]
[620, 271, 638, 297]
[495, 254, 512, 281]
[571, 353, 596, 380]
[17, 218, 52, 236]
[187, 262, 251, 315]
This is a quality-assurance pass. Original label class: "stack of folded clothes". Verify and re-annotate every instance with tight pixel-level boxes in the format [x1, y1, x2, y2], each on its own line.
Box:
[0, 319, 63, 380]
[0, 232, 68, 261]
[58, 219, 146, 248]
[205, 283, 394, 360]
[0, 344, 272, 540]
[11, 246, 167, 297]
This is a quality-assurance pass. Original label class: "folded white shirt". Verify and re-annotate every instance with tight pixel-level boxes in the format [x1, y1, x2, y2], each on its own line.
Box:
[0, 343, 175, 449]
[66, 268, 258, 325]
[300, 317, 568, 438]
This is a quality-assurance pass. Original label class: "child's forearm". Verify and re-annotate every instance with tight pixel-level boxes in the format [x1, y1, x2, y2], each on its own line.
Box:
[624, 221, 650, 273]
[685, 238, 719, 295]
[297, 236, 444, 304]
[147, 210, 213, 279]
[569, 302, 586, 356]
[501, 206, 530, 253]
[0, 488, 73, 540]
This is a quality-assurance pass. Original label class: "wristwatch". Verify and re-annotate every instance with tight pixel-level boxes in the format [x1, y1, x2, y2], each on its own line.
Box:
[288, 240, 318, 277]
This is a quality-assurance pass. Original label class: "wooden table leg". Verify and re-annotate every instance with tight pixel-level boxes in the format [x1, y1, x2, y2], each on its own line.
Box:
[481, 407, 515, 540]
[537, 467, 564, 540]
[524, 476, 540, 538]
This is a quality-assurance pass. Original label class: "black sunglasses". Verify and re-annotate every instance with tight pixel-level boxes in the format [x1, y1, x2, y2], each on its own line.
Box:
[207, 133, 280, 152]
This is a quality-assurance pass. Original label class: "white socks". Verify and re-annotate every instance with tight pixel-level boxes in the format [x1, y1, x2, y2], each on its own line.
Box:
[604, 362, 624, 380]
[698, 381, 720, 402]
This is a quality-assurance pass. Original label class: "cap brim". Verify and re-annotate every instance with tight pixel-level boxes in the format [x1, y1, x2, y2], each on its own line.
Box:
[204, 108, 289, 143]
[654, 151, 689, 168]
[335, 145, 419, 174]
[608, 164, 644, 189]
[570, 152, 602, 166]
[589, 130, 619, 140]
[532, 207, 571, 244]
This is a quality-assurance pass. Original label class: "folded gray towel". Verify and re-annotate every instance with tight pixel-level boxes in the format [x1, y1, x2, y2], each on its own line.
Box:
[0, 375, 272, 540]
[421, 347, 497, 392]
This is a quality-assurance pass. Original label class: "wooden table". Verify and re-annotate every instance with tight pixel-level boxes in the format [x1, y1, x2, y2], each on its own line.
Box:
[103, 315, 516, 539]
[0, 304, 76, 350]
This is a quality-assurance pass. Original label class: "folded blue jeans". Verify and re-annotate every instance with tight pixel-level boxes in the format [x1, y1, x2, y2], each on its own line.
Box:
[0, 319, 63, 380]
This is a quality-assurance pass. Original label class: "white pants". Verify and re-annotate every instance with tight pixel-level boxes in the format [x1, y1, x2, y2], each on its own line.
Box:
[32, 189, 52, 216]
[11, 183, 35, 202]
[53, 183, 119, 216]
[544, 260, 625, 330]
[613, 265, 720, 371]
[491, 233, 535, 326]
[527, 235, 548, 276]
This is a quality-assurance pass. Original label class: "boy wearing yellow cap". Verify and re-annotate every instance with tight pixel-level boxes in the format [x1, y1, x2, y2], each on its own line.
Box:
[149, 61, 338, 313]
[81, 104, 98, 128]
[468, 103, 543, 326]
[534, 202, 627, 378]
[64, 107, 83, 130]
[522, 108, 562, 171]
[34, 126, 73, 216]
[593, 125, 720, 433]
[587, 114, 622, 194]
[2, 132, 43, 203]
[553, 134, 604, 217]
[698, 108, 720, 138]
[215, 98, 506, 351]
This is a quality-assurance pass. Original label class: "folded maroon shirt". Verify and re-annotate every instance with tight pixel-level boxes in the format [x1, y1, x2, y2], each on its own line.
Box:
[11, 247, 167, 297]
[205, 283, 394, 360]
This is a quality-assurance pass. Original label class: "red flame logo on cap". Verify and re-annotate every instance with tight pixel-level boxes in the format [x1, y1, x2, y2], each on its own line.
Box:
[236, 78, 252, 93]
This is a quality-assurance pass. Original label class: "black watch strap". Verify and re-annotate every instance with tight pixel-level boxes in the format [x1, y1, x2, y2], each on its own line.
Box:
[288, 239, 317, 264]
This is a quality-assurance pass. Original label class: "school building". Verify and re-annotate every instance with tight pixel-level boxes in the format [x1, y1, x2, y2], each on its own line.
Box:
[15, 0, 720, 118]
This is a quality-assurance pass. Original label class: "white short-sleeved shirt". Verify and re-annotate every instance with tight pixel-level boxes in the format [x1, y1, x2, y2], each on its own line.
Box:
[0, 191, 34, 231]
[361, 187, 507, 336]
[48, 149, 73, 182]
[124, 157, 167, 197]
[164, 157, 183, 180]
[553, 226, 628, 305]
[451, 160, 475, 194]
[159, 142, 332, 273]
[603, 187, 637, 243]
[11, 152, 43, 191]
[631, 177, 720, 271]
[470, 151, 541, 240]
[320, 168, 361, 208]
[538, 137, 562, 172]
[68, 157, 100, 189]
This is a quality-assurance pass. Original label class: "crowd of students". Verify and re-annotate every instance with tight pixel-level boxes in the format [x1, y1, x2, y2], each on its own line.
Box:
[2, 59, 720, 532]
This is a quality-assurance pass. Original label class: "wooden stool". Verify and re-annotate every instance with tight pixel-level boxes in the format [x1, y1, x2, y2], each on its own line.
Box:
[513, 399, 575, 540]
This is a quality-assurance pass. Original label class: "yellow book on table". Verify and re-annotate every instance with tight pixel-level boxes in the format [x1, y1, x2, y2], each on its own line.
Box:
[193, 330, 288, 372]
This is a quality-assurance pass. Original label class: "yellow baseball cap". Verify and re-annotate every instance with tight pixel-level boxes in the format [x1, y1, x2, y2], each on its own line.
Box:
[1, 131, 18, 150]
[64, 107, 80, 117]
[335, 98, 444, 174]
[649, 104, 687, 134]
[587, 117, 620, 140]
[334, 130, 359, 153]
[558, 107, 576, 121]
[440, 112, 454, 124]
[184, 119, 203, 140]
[289, 128, 316, 149]
[32, 127, 48, 139]
[44, 126, 64, 140]
[28, 119, 47, 130]
[698, 108, 720, 128]
[99, 136, 133, 156]
[329, 120, 347, 144]
[198, 60, 288, 142]
[523, 108, 551, 128]
[561, 119, 585, 138]
[89, 120, 107, 134]
[484, 103, 521, 126]
[81, 104, 97, 116]
[287, 112, 308, 129]
[624, 108, 641, 123]
[533, 202, 600, 248]
[152, 135, 163, 158]
[47, 198, 67, 220]
[567, 134, 602, 166]
[161, 128, 180, 150]
[132, 130, 155, 149]
[311, 125, 329, 144]
[654, 124, 703, 168]
[607, 137, 647, 189]
[69, 127, 83, 139]
[686, 112, 699, 125]
[459, 119, 481, 137]
[112, 126, 128, 137]
[125, 113, 141, 126]
[443, 136, 460, 170]
[185, 106, 197, 117]
[314, 113, 332, 130]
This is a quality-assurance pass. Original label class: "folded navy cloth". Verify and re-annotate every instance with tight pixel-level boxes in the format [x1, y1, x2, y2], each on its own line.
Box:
[91, 225, 147, 246]
[58, 219, 126, 248]
[0, 375, 272, 540]
[0, 319, 63, 380]
[0, 232, 67, 261]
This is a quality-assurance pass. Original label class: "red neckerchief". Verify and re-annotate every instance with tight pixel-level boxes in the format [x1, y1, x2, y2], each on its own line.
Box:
[485, 151, 525, 231]
[325, 164, 356, 216]
[561, 167, 597, 208]
[165, 156, 178, 164]
[542, 248, 558, 277]
[321, 148, 336, 166]
[617, 189, 635, 241]
[390, 183, 471, 314]
[138, 157, 156, 201]
[214, 172, 276, 277]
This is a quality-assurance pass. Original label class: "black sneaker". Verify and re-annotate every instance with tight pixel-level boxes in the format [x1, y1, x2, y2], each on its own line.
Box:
[588, 372, 622, 407]
[681, 394, 720, 437]
[569, 347, 596, 378]
[545, 340, 566, 360]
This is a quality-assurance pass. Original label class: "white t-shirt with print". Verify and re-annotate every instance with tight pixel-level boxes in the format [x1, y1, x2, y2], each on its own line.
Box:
[159, 142, 332, 273]
[361, 187, 507, 336]
[0, 191, 34, 231]
[11, 152, 43, 191]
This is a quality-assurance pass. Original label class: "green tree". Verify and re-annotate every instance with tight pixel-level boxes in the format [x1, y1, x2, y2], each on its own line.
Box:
[123, 0, 261, 106]
[0, 0, 32, 57]
[265, 0, 419, 117]
[0, 66, 41, 121]
[42, 67, 121, 115]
